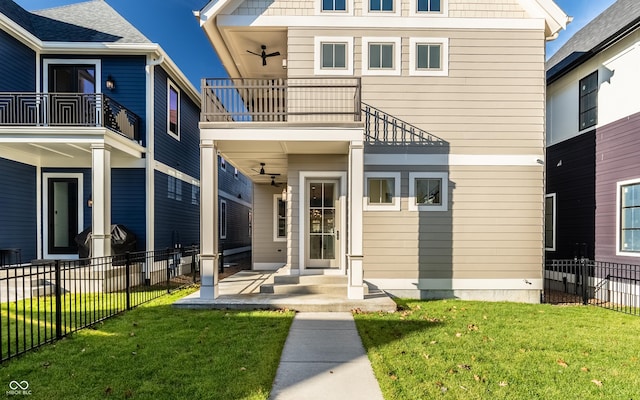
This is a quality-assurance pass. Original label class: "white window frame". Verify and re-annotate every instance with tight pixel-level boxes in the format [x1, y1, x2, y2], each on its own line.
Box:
[315, 0, 353, 15]
[409, 172, 448, 212]
[364, 172, 401, 211]
[167, 79, 180, 140]
[314, 36, 354, 76]
[616, 178, 640, 257]
[362, 37, 401, 76]
[409, 38, 449, 76]
[220, 199, 227, 239]
[42, 58, 102, 94]
[191, 180, 200, 206]
[409, 0, 448, 16]
[234, 167, 239, 179]
[363, 0, 400, 16]
[545, 193, 556, 251]
[273, 194, 287, 242]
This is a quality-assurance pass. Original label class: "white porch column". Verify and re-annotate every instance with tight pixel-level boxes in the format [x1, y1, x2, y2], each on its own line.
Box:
[348, 140, 365, 299]
[91, 143, 112, 258]
[200, 140, 219, 299]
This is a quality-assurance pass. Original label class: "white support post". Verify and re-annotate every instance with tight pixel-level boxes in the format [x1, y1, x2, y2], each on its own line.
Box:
[348, 140, 365, 299]
[91, 143, 112, 258]
[200, 140, 219, 299]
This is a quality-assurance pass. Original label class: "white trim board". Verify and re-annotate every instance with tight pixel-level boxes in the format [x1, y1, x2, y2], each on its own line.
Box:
[217, 15, 546, 30]
[364, 154, 544, 166]
[366, 278, 543, 290]
[154, 161, 199, 185]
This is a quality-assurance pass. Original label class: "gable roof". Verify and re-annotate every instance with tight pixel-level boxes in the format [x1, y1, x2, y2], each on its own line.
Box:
[0, 0, 37, 36]
[546, 0, 640, 83]
[31, 0, 150, 43]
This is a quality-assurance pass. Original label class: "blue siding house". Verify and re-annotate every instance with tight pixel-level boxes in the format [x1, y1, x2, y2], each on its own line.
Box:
[0, 0, 205, 261]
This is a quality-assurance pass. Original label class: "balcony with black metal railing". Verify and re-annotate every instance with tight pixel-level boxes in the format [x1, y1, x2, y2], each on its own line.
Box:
[0, 93, 141, 142]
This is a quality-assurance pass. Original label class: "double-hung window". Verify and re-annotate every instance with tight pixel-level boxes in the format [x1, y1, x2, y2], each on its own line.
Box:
[579, 71, 598, 130]
[618, 179, 640, 255]
[314, 37, 353, 75]
[167, 80, 180, 139]
[409, 38, 449, 76]
[409, 172, 448, 211]
[364, 172, 401, 211]
[274, 195, 287, 241]
[362, 37, 401, 76]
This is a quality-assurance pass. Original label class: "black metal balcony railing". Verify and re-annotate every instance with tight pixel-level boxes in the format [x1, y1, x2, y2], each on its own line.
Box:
[201, 78, 361, 123]
[0, 93, 140, 141]
[362, 103, 446, 146]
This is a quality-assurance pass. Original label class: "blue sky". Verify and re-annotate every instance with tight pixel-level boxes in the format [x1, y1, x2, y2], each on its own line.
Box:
[15, 0, 617, 89]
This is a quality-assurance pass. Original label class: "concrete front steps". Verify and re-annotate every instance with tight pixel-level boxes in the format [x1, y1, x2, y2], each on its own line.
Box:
[260, 275, 369, 296]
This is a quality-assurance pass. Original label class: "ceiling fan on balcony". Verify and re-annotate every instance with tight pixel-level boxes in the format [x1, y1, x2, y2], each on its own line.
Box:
[246, 45, 281, 66]
[270, 176, 282, 187]
[252, 162, 281, 176]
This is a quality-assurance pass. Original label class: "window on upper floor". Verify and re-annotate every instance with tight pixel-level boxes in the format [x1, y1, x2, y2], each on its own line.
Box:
[545, 194, 556, 251]
[409, 38, 449, 76]
[409, 172, 448, 212]
[362, 37, 401, 76]
[364, 172, 401, 211]
[579, 71, 598, 131]
[368, 0, 395, 13]
[191, 182, 200, 206]
[618, 180, 640, 255]
[167, 80, 180, 139]
[410, 0, 446, 16]
[322, 0, 346, 12]
[315, 37, 354, 75]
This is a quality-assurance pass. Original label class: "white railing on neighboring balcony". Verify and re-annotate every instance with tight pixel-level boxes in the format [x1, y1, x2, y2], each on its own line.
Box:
[0, 93, 140, 141]
[201, 78, 362, 123]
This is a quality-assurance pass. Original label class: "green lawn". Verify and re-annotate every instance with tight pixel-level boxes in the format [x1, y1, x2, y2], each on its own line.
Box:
[354, 299, 640, 400]
[1, 288, 294, 400]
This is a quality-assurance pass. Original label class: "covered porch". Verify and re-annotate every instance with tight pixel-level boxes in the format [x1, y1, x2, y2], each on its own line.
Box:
[198, 77, 368, 300]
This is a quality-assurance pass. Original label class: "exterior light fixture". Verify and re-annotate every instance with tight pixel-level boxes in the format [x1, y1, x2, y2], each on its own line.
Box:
[106, 75, 116, 91]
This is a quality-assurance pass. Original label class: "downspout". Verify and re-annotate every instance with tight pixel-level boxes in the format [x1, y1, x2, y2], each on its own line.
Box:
[145, 53, 164, 253]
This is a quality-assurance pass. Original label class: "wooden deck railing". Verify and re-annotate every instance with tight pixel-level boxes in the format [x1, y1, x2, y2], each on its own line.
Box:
[0, 93, 140, 141]
[201, 78, 361, 123]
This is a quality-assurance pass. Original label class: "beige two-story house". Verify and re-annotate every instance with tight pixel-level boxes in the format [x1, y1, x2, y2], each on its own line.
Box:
[194, 0, 569, 302]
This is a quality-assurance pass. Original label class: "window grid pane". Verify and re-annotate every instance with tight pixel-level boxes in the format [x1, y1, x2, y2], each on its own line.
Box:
[323, 0, 346, 11]
[417, 0, 440, 12]
[579, 71, 598, 130]
[369, 43, 394, 69]
[368, 178, 394, 204]
[415, 178, 441, 206]
[416, 44, 441, 70]
[621, 183, 640, 252]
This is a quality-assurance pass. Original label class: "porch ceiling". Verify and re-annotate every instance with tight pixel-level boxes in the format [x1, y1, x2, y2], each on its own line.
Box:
[217, 139, 351, 185]
[219, 28, 288, 79]
[0, 129, 145, 167]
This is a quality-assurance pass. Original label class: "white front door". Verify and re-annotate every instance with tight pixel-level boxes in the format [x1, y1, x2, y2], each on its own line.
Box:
[305, 179, 341, 269]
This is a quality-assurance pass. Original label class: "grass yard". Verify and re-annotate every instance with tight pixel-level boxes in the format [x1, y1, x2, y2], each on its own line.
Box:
[354, 299, 640, 400]
[1, 288, 294, 400]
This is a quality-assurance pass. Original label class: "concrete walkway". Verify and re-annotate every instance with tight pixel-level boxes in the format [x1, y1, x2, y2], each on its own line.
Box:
[269, 312, 384, 400]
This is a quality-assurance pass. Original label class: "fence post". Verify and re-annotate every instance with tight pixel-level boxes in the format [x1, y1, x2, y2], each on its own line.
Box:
[581, 258, 589, 305]
[166, 248, 171, 294]
[125, 252, 131, 311]
[54, 260, 63, 340]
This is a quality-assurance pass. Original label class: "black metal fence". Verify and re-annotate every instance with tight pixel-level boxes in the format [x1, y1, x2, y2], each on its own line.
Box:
[544, 259, 640, 316]
[0, 246, 199, 363]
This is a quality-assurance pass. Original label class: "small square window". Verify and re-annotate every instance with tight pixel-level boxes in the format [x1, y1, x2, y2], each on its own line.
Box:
[322, 43, 347, 69]
[416, 44, 441, 70]
[364, 172, 401, 211]
[370, 0, 394, 12]
[409, 172, 448, 211]
[417, 0, 440, 12]
[322, 0, 346, 11]
[369, 43, 394, 69]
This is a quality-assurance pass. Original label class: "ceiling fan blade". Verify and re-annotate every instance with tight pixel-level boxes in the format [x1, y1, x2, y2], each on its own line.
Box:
[246, 50, 262, 56]
[265, 51, 280, 57]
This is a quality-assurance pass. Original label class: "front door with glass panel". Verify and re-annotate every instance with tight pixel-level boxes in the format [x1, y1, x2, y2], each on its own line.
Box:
[306, 180, 340, 268]
[47, 177, 79, 255]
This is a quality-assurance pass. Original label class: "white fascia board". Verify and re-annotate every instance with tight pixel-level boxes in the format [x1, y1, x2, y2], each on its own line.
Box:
[198, 0, 231, 26]
[518, 0, 570, 38]
[40, 42, 160, 54]
[0, 14, 42, 50]
[217, 15, 546, 30]
[365, 153, 544, 166]
[201, 128, 364, 142]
